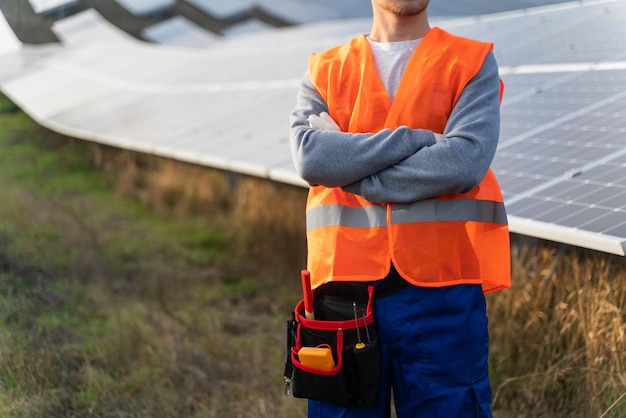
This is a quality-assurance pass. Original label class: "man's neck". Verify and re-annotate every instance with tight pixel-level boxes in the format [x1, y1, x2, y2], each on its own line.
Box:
[369, 11, 430, 42]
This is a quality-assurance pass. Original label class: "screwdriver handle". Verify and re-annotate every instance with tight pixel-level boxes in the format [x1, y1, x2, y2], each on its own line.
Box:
[353, 301, 364, 349]
[301, 270, 315, 319]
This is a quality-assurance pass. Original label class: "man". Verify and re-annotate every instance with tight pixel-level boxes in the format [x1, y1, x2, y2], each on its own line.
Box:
[289, 0, 511, 416]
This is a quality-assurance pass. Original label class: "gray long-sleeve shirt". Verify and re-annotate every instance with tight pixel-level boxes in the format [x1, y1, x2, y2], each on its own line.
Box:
[289, 49, 501, 204]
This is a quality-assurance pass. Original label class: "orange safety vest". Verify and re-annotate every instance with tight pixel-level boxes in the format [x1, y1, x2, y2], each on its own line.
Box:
[305, 27, 511, 293]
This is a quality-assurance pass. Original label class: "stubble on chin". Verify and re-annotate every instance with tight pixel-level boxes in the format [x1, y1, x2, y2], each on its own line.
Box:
[379, 0, 429, 16]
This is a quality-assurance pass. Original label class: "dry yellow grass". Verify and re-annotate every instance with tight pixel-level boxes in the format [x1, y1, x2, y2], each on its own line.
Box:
[91, 144, 308, 276]
[488, 239, 626, 417]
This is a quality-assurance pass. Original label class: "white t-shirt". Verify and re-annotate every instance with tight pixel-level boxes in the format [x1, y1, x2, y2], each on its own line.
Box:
[366, 36, 422, 101]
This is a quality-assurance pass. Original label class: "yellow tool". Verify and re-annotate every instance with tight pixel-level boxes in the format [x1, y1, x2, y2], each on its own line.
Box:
[298, 346, 335, 371]
[353, 301, 365, 349]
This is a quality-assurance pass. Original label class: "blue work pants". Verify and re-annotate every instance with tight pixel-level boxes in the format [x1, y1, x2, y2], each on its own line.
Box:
[308, 283, 493, 418]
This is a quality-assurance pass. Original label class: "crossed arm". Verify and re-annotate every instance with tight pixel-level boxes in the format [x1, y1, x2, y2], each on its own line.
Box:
[289, 51, 501, 204]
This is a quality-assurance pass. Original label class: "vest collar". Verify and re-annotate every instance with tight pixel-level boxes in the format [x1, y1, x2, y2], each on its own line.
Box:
[355, 27, 444, 126]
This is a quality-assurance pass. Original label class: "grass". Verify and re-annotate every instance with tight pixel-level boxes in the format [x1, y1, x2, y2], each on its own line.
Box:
[0, 93, 307, 417]
[488, 241, 626, 417]
[0, 91, 625, 417]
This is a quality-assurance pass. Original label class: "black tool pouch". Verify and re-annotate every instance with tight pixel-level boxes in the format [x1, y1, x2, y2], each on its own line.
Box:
[283, 284, 381, 408]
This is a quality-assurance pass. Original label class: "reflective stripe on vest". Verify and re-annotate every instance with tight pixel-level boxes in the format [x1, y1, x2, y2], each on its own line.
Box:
[306, 199, 507, 232]
[392, 198, 508, 225]
[306, 204, 386, 232]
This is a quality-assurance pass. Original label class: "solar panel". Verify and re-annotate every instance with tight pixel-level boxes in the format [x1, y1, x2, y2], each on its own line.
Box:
[112, 0, 175, 16]
[427, 0, 577, 16]
[183, 0, 252, 20]
[0, 0, 624, 255]
[141, 16, 221, 47]
[0, 10, 20, 55]
[221, 19, 274, 38]
[27, 0, 79, 15]
[51, 9, 139, 45]
[254, 0, 343, 24]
